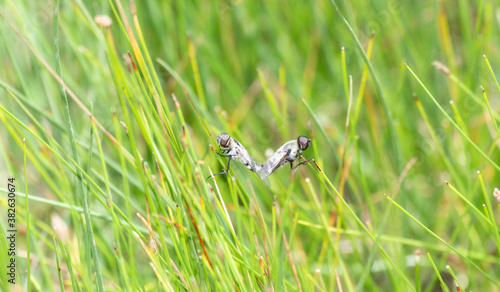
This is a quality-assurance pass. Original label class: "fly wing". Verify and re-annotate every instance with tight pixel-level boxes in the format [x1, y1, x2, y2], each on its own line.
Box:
[259, 151, 288, 180]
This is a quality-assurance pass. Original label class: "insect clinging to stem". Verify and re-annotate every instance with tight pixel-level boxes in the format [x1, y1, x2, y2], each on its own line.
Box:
[259, 135, 313, 180]
[205, 132, 265, 183]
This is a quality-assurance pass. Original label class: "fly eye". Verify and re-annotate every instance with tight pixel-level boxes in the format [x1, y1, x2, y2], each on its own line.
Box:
[297, 136, 311, 151]
[218, 133, 231, 147]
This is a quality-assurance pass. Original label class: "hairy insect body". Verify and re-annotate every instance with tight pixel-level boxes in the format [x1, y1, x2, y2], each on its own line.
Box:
[207, 133, 311, 184]
[260, 136, 311, 179]
[220, 138, 263, 174]
[206, 133, 263, 181]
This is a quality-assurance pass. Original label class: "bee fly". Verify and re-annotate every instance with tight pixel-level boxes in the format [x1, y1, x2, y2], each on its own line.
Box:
[259, 135, 313, 180]
[206, 132, 265, 182]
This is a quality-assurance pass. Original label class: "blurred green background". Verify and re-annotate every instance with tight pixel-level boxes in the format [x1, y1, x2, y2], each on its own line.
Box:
[0, 0, 499, 291]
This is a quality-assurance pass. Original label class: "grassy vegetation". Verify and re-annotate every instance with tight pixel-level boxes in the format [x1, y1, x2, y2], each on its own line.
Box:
[0, 0, 499, 290]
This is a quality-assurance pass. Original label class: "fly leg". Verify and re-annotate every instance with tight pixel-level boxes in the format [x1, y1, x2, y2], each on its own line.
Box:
[291, 156, 313, 175]
[206, 156, 232, 181]
[215, 151, 231, 158]
[288, 161, 296, 175]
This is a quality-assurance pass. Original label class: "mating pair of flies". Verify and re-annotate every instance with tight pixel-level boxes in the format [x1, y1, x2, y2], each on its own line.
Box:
[206, 132, 313, 184]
